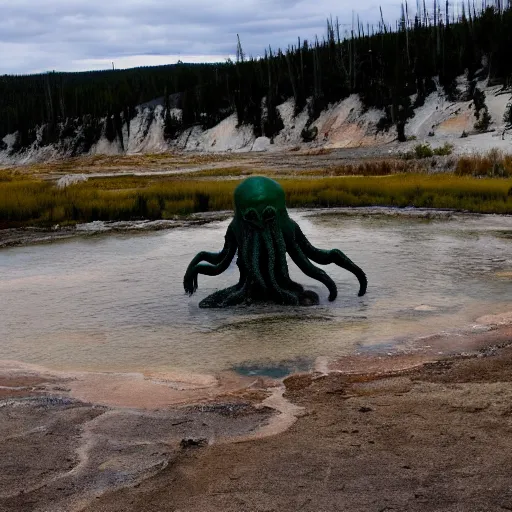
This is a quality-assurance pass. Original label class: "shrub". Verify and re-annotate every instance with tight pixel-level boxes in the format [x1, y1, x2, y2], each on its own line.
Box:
[504, 101, 512, 128]
[474, 109, 492, 132]
[471, 86, 492, 132]
[414, 143, 434, 159]
[301, 125, 318, 142]
[433, 143, 454, 156]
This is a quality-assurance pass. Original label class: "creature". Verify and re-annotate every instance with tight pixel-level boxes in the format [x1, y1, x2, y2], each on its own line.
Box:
[184, 176, 367, 308]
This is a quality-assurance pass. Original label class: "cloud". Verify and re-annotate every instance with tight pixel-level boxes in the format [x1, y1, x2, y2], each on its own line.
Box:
[0, 0, 402, 74]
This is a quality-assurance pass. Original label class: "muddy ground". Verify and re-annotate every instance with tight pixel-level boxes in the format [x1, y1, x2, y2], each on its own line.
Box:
[2, 325, 512, 512]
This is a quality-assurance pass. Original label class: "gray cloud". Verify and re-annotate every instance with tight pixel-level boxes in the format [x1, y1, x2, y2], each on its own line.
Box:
[0, 0, 401, 74]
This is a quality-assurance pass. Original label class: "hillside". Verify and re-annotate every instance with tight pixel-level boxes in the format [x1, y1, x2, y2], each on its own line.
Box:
[1, 79, 510, 165]
[1, 3, 512, 164]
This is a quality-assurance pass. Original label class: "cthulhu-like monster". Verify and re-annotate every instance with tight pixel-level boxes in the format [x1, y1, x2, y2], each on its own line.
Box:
[184, 176, 367, 308]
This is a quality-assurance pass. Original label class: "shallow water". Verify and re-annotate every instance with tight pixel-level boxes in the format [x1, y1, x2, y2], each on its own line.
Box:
[1, 210, 511, 376]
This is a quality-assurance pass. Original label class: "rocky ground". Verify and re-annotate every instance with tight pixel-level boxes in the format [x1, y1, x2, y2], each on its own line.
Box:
[2, 324, 512, 512]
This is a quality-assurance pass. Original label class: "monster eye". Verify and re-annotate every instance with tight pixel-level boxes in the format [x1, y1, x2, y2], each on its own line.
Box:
[243, 209, 259, 223]
[262, 207, 276, 222]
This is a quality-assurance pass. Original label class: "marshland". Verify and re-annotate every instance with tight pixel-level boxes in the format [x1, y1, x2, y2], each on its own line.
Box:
[2, 150, 512, 229]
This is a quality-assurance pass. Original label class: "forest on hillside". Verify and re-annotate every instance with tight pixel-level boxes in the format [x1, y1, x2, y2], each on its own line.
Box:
[1, 1, 512, 154]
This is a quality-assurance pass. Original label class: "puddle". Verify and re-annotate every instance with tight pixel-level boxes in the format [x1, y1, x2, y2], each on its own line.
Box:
[232, 358, 313, 379]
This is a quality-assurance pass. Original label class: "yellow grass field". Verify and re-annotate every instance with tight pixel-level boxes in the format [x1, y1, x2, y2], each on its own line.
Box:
[1, 170, 511, 228]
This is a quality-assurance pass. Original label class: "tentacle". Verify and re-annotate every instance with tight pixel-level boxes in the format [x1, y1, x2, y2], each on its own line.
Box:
[261, 230, 299, 305]
[292, 222, 367, 297]
[235, 254, 247, 290]
[251, 231, 268, 292]
[270, 221, 304, 294]
[285, 237, 339, 301]
[240, 227, 268, 293]
[241, 228, 253, 280]
[270, 221, 291, 281]
[187, 222, 236, 267]
[199, 273, 249, 308]
[219, 280, 249, 307]
[199, 285, 239, 308]
[184, 223, 237, 295]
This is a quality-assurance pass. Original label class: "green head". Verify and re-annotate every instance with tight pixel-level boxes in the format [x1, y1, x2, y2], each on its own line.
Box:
[234, 176, 287, 229]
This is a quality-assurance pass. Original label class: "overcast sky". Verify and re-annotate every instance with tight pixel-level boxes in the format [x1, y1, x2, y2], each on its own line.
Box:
[0, 0, 404, 75]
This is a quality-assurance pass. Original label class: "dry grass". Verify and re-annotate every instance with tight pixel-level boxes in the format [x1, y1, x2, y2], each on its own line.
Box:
[1, 173, 511, 228]
[299, 159, 426, 176]
[172, 159, 427, 179]
[456, 149, 512, 177]
[283, 175, 512, 212]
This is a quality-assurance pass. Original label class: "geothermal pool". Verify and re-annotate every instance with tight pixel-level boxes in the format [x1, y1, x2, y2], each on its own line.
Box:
[1, 210, 511, 377]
